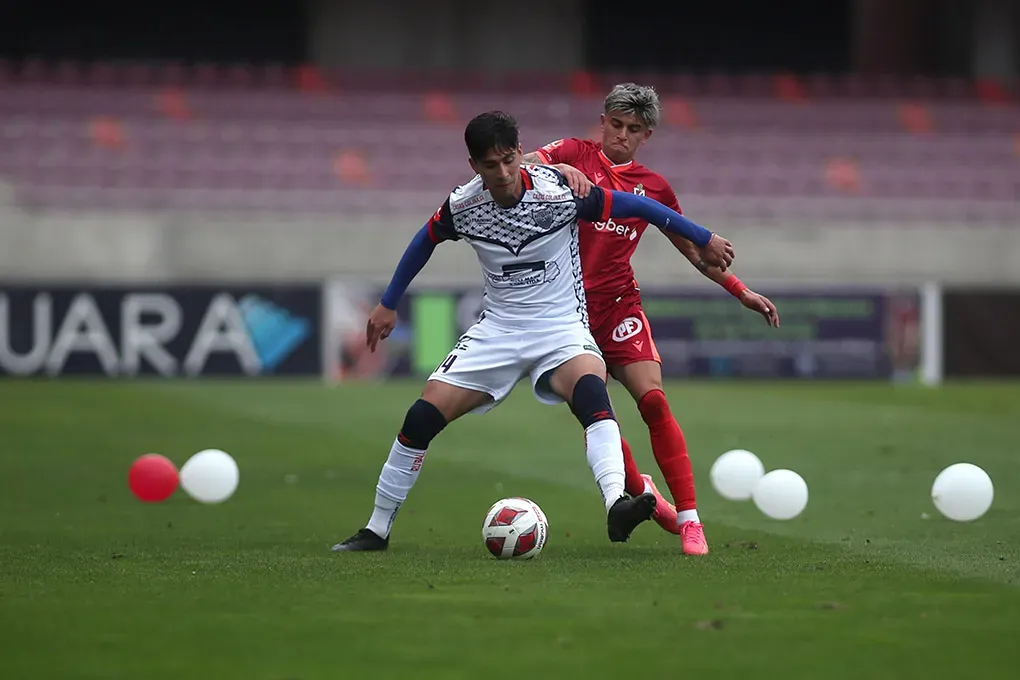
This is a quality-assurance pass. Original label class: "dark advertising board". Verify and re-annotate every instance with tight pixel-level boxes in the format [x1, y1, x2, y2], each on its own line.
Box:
[0, 284, 322, 377]
[943, 290, 1020, 378]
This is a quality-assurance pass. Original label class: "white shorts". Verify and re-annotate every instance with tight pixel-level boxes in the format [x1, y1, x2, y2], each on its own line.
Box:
[427, 318, 604, 415]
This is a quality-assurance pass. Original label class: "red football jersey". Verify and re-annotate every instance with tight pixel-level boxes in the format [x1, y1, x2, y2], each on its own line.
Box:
[536, 137, 681, 303]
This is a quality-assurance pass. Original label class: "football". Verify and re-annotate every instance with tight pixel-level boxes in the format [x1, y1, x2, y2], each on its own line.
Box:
[481, 497, 549, 560]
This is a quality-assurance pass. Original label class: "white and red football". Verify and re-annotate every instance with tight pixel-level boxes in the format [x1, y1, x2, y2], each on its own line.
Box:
[481, 497, 549, 560]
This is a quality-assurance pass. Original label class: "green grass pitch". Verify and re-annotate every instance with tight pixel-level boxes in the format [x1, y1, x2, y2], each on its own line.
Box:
[1, 379, 1018, 679]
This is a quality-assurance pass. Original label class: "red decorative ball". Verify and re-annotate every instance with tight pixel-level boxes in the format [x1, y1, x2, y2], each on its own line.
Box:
[128, 453, 179, 503]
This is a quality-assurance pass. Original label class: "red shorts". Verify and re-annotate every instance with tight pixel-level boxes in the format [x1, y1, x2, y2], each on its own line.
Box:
[587, 292, 661, 367]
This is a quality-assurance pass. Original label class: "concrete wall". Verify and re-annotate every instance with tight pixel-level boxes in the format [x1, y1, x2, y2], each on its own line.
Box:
[2, 204, 1017, 288]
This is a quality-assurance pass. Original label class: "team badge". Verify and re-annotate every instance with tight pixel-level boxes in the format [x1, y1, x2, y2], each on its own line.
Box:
[532, 205, 554, 229]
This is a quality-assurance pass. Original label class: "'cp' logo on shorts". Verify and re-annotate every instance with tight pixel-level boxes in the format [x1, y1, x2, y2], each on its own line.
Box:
[612, 317, 643, 342]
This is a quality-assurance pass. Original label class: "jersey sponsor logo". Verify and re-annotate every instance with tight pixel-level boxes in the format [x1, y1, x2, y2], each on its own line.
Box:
[486, 261, 560, 289]
[542, 139, 565, 152]
[471, 215, 494, 230]
[452, 192, 488, 211]
[593, 217, 639, 241]
[634, 183, 646, 197]
[528, 191, 563, 201]
[612, 316, 644, 342]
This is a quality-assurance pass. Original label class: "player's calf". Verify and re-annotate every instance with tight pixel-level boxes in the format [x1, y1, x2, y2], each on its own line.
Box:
[369, 398, 447, 534]
[334, 399, 448, 552]
[637, 389, 699, 520]
[567, 373, 658, 542]
[566, 372, 641, 525]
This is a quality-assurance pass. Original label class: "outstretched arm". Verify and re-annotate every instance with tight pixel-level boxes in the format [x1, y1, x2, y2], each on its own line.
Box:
[366, 223, 439, 352]
[664, 231, 780, 327]
[380, 224, 437, 310]
[605, 189, 715, 246]
[575, 187, 733, 268]
[368, 201, 456, 351]
[665, 231, 722, 278]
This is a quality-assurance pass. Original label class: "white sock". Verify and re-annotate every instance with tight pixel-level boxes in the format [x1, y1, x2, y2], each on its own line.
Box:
[584, 420, 626, 512]
[365, 438, 428, 538]
[678, 509, 701, 524]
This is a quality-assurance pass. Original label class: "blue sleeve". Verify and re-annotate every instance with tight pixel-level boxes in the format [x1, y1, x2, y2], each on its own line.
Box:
[608, 190, 714, 247]
[380, 224, 437, 310]
[573, 186, 607, 223]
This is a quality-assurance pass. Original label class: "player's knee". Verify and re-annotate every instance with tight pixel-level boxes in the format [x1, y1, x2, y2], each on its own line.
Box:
[637, 388, 672, 424]
[399, 399, 448, 449]
[570, 373, 616, 429]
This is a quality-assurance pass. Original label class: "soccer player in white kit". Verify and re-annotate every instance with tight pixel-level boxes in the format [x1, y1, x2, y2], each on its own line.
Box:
[333, 111, 734, 551]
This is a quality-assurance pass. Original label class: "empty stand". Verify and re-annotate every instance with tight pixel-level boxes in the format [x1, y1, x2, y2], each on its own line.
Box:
[0, 61, 1017, 221]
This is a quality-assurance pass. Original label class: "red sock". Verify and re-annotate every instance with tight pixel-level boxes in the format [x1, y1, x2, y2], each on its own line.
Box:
[621, 436, 645, 496]
[637, 389, 696, 511]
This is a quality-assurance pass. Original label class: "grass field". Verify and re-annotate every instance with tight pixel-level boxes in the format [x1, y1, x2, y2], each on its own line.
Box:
[1, 379, 1018, 679]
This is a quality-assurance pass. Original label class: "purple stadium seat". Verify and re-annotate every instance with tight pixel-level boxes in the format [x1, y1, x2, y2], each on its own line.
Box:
[1, 63, 1019, 221]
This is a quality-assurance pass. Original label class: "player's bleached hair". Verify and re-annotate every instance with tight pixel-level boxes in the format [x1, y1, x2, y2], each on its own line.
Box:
[604, 83, 661, 129]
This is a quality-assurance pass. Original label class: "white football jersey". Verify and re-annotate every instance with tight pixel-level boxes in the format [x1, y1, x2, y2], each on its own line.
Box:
[429, 165, 609, 329]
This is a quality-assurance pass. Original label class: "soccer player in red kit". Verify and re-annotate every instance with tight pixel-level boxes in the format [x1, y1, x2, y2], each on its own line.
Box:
[524, 83, 780, 555]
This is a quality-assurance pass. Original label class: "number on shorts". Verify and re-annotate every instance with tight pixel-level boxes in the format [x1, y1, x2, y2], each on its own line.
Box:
[438, 353, 457, 373]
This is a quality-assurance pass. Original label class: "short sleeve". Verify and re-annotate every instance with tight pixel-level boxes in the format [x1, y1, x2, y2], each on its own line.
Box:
[427, 199, 458, 242]
[535, 137, 585, 165]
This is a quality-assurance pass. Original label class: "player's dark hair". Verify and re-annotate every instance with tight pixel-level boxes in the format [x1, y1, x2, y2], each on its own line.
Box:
[464, 111, 520, 160]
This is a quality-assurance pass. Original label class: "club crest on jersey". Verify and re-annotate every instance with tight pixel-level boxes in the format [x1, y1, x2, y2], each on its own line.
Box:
[633, 184, 646, 197]
[532, 205, 554, 229]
